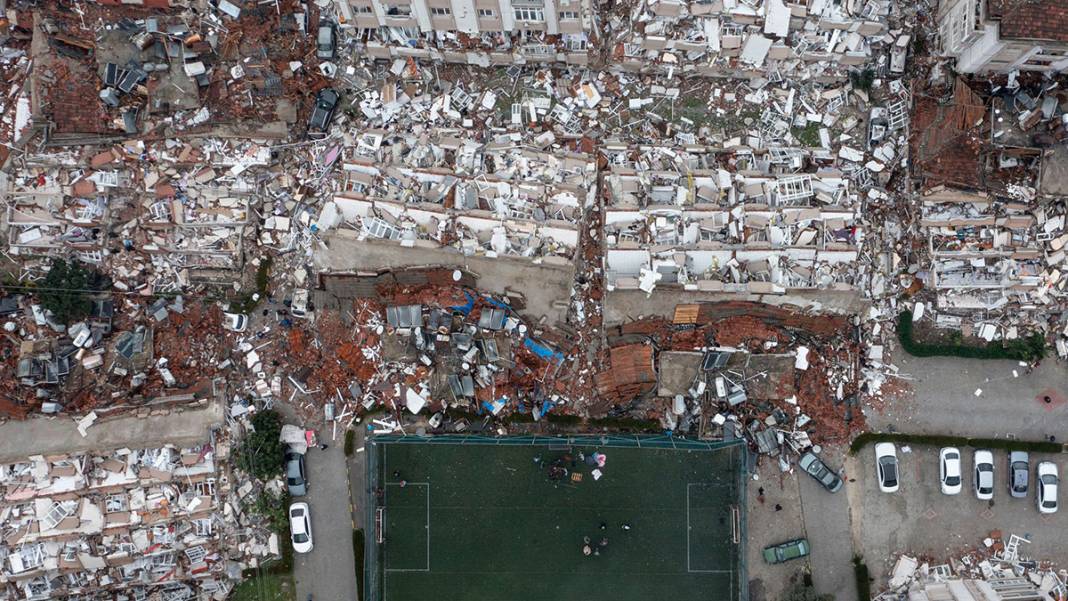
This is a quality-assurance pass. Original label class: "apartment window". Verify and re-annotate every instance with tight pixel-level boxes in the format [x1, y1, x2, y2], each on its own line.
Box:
[384, 5, 412, 16]
[431, 6, 451, 15]
[354, 5, 373, 13]
[478, 8, 495, 17]
[559, 10, 579, 19]
[514, 7, 544, 21]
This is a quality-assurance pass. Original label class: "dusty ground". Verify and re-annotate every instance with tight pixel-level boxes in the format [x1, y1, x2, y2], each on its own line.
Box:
[746, 459, 807, 601]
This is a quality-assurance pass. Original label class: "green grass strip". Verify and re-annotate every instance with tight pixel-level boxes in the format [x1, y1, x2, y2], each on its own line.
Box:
[853, 556, 871, 601]
[850, 431, 1063, 455]
[897, 310, 1046, 361]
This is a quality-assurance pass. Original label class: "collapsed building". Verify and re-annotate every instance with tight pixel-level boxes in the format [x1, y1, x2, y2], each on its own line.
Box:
[908, 75, 1068, 356]
[602, 143, 865, 300]
[0, 438, 280, 601]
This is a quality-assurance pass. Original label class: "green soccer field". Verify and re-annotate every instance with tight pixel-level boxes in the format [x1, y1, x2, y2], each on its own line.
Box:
[366, 437, 746, 601]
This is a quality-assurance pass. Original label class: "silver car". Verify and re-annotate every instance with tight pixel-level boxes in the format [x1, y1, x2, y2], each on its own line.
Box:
[1008, 451, 1029, 498]
[799, 452, 843, 493]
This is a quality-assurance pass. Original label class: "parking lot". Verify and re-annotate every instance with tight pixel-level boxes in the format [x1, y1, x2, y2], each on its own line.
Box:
[849, 444, 1068, 587]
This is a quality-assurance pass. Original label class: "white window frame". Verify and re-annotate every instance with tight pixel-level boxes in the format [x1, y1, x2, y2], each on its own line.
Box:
[514, 7, 544, 21]
[431, 6, 451, 16]
[559, 10, 579, 20]
[478, 8, 495, 17]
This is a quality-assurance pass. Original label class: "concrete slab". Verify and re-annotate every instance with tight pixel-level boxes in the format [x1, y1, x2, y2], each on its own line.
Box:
[315, 233, 575, 324]
[0, 399, 223, 462]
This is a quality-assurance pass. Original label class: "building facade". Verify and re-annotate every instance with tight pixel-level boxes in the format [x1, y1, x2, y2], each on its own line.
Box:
[939, 0, 1068, 73]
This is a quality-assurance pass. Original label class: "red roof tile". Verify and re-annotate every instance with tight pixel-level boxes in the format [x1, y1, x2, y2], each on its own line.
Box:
[988, 0, 1068, 43]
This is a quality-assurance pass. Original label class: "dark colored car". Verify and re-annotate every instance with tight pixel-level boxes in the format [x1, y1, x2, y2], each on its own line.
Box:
[763, 538, 810, 564]
[799, 451, 843, 493]
[1008, 451, 1029, 498]
[285, 450, 307, 496]
[309, 88, 339, 133]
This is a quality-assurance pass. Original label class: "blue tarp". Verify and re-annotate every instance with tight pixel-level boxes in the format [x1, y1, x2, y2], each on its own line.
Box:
[524, 337, 565, 364]
[450, 291, 476, 315]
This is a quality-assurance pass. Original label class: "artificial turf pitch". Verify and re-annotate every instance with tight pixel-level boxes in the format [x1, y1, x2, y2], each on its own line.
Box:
[370, 439, 744, 601]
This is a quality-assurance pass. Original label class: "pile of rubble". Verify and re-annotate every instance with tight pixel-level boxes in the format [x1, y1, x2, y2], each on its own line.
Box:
[225, 281, 596, 434]
[875, 533, 1067, 601]
[0, 435, 281, 601]
[597, 301, 864, 449]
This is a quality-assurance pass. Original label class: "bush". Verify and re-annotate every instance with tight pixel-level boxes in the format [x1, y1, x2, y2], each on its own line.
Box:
[849, 68, 875, 92]
[353, 530, 365, 593]
[850, 431, 1062, 455]
[230, 256, 273, 314]
[247, 490, 289, 535]
[238, 410, 286, 479]
[898, 311, 1046, 362]
[241, 489, 293, 576]
[853, 557, 871, 601]
[37, 259, 108, 324]
[344, 429, 356, 457]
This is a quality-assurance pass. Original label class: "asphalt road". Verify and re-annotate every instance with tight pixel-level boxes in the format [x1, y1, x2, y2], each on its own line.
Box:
[294, 441, 359, 601]
[797, 446, 856, 601]
[866, 354, 1068, 439]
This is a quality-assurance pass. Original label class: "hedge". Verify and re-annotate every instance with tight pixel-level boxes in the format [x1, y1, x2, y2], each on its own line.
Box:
[344, 429, 356, 457]
[897, 310, 1046, 361]
[850, 431, 1062, 455]
[853, 556, 871, 601]
[353, 530, 365, 593]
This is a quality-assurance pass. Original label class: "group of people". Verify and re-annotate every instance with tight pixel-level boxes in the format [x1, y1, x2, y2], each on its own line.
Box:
[581, 521, 631, 557]
[536, 450, 608, 483]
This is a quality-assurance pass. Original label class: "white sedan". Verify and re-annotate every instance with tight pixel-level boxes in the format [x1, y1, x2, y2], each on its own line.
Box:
[289, 502, 313, 553]
[939, 447, 962, 495]
[974, 450, 994, 501]
[1037, 462, 1059, 514]
[875, 442, 899, 493]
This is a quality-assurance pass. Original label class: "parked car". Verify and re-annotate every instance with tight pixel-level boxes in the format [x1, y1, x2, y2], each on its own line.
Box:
[289, 502, 313, 553]
[763, 538, 810, 564]
[285, 450, 307, 496]
[223, 312, 248, 333]
[316, 21, 336, 59]
[1008, 451, 1029, 498]
[974, 449, 994, 500]
[875, 442, 899, 493]
[799, 451, 843, 493]
[309, 88, 339, 133]
[939, 447, 962, 495]
[1036, 461, 1059, 514]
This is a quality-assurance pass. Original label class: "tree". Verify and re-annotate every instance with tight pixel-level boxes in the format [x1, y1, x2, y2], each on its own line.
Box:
[37, 259, 107, 324]
[238, 410, 285, 480]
